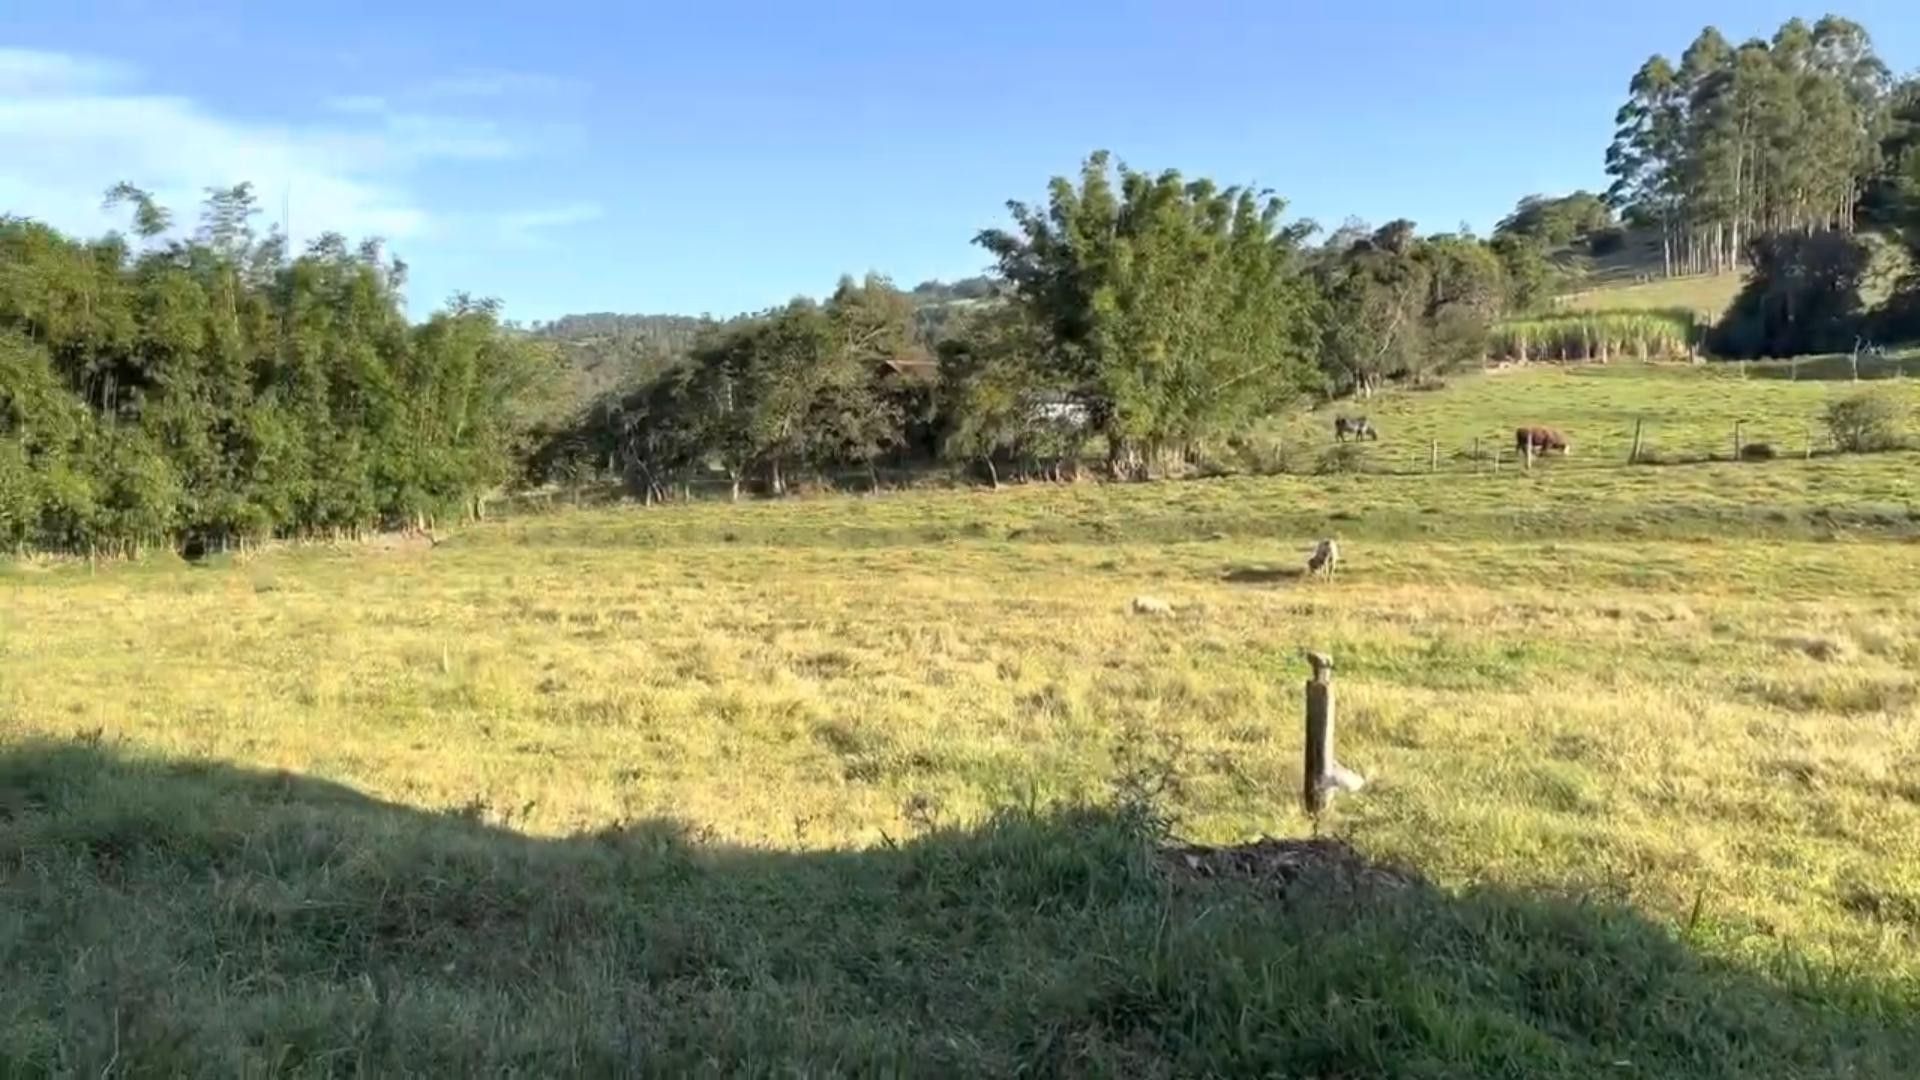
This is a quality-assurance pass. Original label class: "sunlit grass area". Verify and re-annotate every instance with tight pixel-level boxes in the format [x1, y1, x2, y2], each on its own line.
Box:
[5, 362, 1920, 1073]
[1554, 272, 1747, 322]
[1278, 359, 1920, 471]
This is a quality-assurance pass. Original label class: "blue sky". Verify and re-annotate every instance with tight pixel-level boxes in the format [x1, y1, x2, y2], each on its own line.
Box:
[5, 1, 1917, 324]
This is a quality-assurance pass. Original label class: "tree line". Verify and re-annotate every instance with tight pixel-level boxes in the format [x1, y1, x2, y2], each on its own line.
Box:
[1606, 16, 1893, 277]
[1710, 59, 1920, 356]
[533, 153, 1578, 496]
[0, 185, 557, 555]
[8, 12, 1920, 546]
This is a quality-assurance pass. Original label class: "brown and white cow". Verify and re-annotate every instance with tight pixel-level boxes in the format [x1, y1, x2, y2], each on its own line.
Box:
[1514, 426, 1571, 457]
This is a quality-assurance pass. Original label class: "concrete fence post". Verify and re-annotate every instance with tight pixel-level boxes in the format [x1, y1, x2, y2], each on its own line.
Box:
[1302, 651, 1365, 816]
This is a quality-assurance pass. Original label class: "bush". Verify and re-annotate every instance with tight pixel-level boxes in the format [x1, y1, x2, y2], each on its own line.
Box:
[1739, 442, 1778, 461]
[1316, 442, 1368, 475]
[1825, 390, 1908, 453]
[1223, 432, 1297, 476]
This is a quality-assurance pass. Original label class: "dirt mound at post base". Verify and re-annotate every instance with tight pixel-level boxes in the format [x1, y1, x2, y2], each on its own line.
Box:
[1163, 837, 1419, 895]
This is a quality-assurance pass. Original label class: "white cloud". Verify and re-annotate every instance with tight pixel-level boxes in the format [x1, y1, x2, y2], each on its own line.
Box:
[0, 47, 130, 94]
[381, 112, 517, 161]
[0, 49, 535, 246]
[496, 201, 605, 245]
[323, 94, 389, 114]
[418, 70, 582, 100]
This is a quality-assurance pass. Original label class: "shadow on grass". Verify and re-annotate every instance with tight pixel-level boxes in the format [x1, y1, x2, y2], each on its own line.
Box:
[2, 740, 1915, 1076]
[1220, 564, 1307, 585]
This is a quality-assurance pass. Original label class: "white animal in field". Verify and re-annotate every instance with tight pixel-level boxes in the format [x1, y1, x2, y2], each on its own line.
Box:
[1306, 538, 1339, 580]
[1130, 595, 1175, 617]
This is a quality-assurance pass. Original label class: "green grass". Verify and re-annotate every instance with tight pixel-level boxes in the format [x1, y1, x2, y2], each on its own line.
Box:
[1282, 358, 1920, 473]
[1553, 273, 1747, 322]
[1547, 227, 1910, 325]
[5, 362, 1920, 1074]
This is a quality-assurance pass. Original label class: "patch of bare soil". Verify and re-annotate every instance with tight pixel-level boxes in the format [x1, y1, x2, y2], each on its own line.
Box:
[1163, 837, 1419, 894]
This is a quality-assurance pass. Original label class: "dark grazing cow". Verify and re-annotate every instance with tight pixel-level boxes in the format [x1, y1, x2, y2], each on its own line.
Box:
[1514, 426, 1571, 456]
[1333, 416, 1378, 443]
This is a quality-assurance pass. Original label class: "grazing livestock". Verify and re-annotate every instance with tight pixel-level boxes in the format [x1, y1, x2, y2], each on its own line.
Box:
[1130, 595, 1175, 618]
[1306, 538, 1340, 580]
[1514, 426, 1571, 457]
[1333, 416, 1378, 443]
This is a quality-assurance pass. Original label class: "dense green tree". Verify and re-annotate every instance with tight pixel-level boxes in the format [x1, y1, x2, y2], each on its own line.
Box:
[1494, 193, 1614, 249]
[1869, 79, 1920, 340]
[976, 151, 1321, 477]
[1312, 224, 1504, 396]
[1490, 233, 1556, 312]
[1711, 231, 1871, 357]
[936, 303, 1081, 486]
[543, 276, 926, 500]
[0, 186, 557, 554]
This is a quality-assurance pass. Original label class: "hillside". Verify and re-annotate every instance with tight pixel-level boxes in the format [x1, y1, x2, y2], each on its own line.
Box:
[530, 313, 724, 405]
[1543, 226, 1912, 327]
[1282, 354, 1920, 473]
[535, 279, 995, 409]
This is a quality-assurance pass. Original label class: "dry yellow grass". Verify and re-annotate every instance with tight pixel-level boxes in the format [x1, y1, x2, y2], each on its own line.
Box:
[7, 484, 1920, 924]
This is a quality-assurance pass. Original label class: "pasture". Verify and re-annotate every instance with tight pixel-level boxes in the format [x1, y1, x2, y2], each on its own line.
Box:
[5, 362, 1920, 1074]
[1285, 356, 1920, 471]
[1553, 272, 1748, 322]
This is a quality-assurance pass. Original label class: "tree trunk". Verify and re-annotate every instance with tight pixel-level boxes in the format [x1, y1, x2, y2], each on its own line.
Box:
[985, 457, 1000, 490]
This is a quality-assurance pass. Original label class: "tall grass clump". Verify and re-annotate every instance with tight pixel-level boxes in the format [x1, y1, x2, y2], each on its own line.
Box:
[1490, 310, 1696, 363]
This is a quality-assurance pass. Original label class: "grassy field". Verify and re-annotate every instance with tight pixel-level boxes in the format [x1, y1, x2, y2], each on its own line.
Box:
[1285, 356, 1920, 474]
[1548, 227, 1911, 325]
[6, 364, 1920, 1074]
[1553, 272, 1746, 323]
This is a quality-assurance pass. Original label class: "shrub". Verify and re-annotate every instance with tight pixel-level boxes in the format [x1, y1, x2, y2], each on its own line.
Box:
[1739, 442, 1778, 461]
[1588, 227, 1627, 257]
[1825, 390, 1908, 453]
[1316, 442, 1368, 475]
[1223, 433, 1297, 476]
